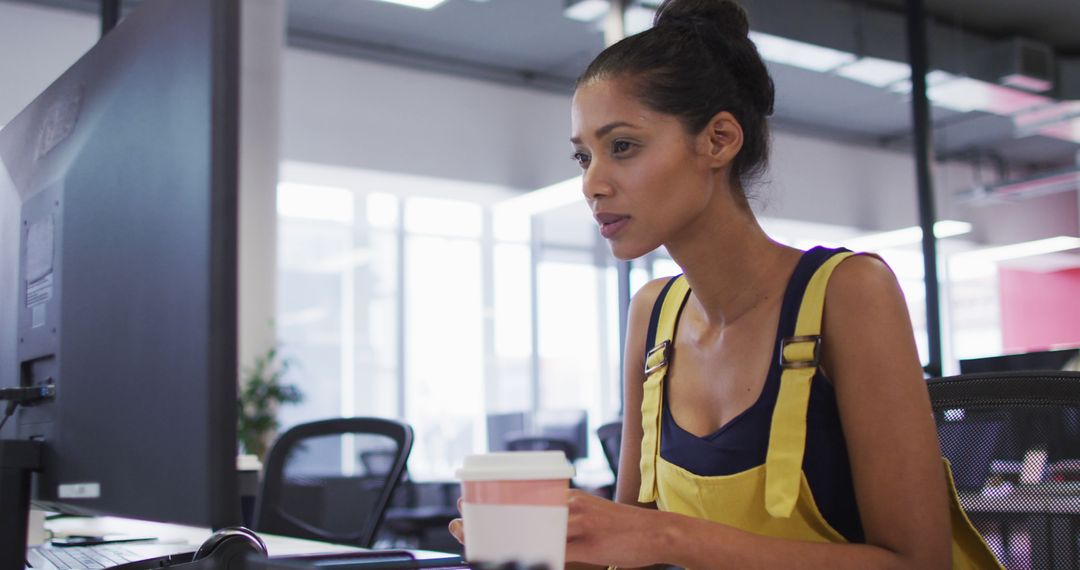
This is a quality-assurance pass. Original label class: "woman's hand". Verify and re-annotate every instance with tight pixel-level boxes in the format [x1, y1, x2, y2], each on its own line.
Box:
[451, 490, 664, 568]
[448, 497, 465, 545]
[566, 489, 664, 568]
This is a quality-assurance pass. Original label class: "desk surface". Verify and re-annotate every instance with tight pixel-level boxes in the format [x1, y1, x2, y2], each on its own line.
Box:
[39, 515, 366, 557]
[960, 486, 1080, 515]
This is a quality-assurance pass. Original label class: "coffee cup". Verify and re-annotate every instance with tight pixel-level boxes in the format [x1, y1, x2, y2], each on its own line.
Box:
[455, 451, 575, 570]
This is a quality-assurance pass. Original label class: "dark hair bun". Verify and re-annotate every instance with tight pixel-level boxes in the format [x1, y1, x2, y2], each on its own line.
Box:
[654, 0, 750, 39]
[654, 0, 773, 118]
[577, 0, 775, 191]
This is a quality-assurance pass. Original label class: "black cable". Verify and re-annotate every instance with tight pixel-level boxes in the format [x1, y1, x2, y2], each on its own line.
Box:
[0, 385, 55, 432]
[0, 401, 16, 432]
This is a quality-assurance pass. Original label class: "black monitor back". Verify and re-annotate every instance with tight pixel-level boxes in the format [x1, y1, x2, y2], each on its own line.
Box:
[0, 0, 240, 528]
[959, 348, 1079, 374]
[535, 409, 588, 462]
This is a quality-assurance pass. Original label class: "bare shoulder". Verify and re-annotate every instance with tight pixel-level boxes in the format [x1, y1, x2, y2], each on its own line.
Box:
[630, 275, 678, 311]
[821, 252, 951, 564]
[820, 252, 920, 382]
[825, 253, 903, 307]
[625, 276, 678, 362]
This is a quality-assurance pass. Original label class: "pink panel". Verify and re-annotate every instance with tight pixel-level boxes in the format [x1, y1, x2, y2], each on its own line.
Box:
[999, 267, 1080, 353]
[461, 479, 568, 506]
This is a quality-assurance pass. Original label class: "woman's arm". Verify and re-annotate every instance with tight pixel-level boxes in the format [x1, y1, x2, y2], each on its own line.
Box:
[612, 277, 669, 508]
[566, 256, 951, 570]
[818, 254, 951, 566]
[565, 278, 666, 570]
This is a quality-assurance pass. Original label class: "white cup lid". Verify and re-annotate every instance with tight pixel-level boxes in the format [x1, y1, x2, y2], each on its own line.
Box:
[456, 451, 575, 481]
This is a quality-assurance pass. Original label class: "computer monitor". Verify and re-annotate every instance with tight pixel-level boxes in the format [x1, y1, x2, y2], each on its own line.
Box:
[534, 409, 589, 462]
[487, 409, 589, 461]
[485, 412, 528, 453]
[959, 348, 1080, 374]
[0, 0, 241, 555]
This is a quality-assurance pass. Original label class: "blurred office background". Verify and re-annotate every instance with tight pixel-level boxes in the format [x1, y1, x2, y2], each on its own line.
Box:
[2, 0, 1080, 490]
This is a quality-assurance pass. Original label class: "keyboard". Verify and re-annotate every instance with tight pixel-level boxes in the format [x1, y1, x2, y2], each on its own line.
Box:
[31, 545, 141, 569]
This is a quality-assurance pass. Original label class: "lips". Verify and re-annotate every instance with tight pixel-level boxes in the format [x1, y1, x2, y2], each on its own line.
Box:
[594, 212, 630, 238]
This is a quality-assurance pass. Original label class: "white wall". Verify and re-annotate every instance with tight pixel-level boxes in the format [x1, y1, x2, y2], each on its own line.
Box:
[764, 129, 978, 230]
[238, 0, 285, 372]
[281, 48, 580, 192]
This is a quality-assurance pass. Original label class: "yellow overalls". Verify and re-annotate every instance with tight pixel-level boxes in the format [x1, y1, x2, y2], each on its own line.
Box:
[638, 251, 1002, 569]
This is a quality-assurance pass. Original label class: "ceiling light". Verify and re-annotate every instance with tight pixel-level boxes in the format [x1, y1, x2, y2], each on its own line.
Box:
[954, 236, 1080, 264]
[979, 170, 1080, 201]
[1013, 100, 1080, 129]
[1000, 73, 1053, 93]
[835, 57, 910, 88]
[1037, 118, 1080, 143]
[371, 0, 448, 9]
[928, 76, 1052, 115]
[748, 31, 855, 73]
[844, 220, 972, 252]
[889, 70, 958, 94]
[564, 0, 610, 22]
[891, 71, 1053, 115]
[1013, 100, 1080, 143]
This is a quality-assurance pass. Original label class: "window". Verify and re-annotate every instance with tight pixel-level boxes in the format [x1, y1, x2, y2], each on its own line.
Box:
[276, 171, 1034, 482]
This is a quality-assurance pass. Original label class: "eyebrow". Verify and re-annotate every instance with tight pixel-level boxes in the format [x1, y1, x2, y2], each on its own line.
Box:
[570, 121, 638, 144]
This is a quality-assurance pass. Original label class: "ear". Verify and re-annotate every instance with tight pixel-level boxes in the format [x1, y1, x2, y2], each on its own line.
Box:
[699, 111, 744, 169]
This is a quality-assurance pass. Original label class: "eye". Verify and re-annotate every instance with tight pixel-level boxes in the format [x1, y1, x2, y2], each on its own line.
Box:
[611, 140, 634, 155]
[571, 151, 591, 168]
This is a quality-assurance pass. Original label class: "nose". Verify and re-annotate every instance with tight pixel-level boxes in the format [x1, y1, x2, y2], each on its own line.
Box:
[581, 162, 613, 202]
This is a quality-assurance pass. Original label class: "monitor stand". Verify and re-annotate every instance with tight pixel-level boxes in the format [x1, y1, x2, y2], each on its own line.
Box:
[0, 439, 43, 569]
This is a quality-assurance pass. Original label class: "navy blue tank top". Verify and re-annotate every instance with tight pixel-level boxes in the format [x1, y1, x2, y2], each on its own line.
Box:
[657, 246, 865, 542]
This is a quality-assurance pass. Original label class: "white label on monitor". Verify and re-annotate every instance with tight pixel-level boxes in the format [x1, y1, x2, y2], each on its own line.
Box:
[58, 483, 101, 499]
[27, 273, 53, 308]
[32, 305, 46, 329]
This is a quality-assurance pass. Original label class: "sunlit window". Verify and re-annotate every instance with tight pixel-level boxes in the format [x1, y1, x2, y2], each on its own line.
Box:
[274, 169, 1028, 483]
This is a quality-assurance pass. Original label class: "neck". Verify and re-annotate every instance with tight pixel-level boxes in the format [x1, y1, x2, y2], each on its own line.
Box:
[664, 197, 794, 329]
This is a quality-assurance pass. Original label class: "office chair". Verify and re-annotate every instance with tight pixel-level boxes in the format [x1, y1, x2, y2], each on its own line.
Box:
[927, 371, 1080, 569]
[596, 421, 622, 480]
[381, 478, 463, 553]
[253, 417, 413, 548]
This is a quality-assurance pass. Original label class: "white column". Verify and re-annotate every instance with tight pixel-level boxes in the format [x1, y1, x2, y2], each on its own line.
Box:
[238, 0, 284, 377]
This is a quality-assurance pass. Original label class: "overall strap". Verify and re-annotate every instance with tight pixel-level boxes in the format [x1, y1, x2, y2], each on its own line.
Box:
[638, 275, 691, 503]
[765, 251, 855, 518]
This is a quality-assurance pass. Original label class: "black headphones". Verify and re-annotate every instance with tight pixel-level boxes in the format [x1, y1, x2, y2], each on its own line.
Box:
[192, 526, 268, 568]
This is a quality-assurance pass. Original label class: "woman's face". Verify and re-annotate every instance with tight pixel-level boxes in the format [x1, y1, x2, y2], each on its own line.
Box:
[570, 78, 716, 260]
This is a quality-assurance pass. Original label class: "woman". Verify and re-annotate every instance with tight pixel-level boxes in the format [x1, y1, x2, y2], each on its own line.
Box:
[454, 0, 999, 567]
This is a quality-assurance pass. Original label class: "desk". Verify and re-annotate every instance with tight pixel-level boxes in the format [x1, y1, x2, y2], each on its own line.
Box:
[29, 514, 365, 566]
[960, 488, 1080, 569]
[31, 515, 465, 570]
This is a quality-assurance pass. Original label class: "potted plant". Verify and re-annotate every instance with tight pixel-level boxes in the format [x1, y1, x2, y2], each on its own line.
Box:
[237, 346, 304, 461]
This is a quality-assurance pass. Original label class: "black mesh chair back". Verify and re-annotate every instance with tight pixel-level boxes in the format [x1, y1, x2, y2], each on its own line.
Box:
[596, 421, 622, 480]
[928, 371, 1080, 569]
[254, 417, 413, 548]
